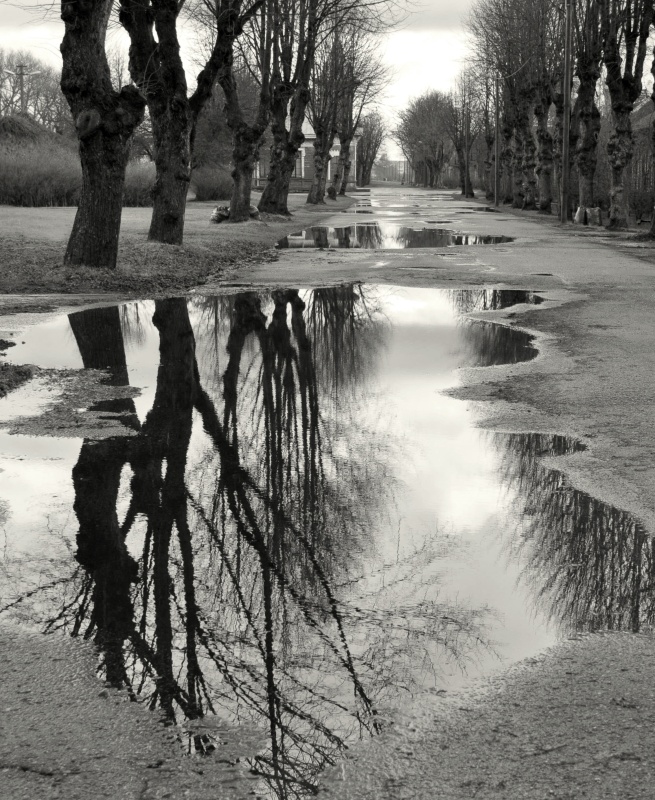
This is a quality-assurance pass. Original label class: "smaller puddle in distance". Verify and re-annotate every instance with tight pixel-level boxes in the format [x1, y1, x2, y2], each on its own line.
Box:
[277, 224, 515, 249]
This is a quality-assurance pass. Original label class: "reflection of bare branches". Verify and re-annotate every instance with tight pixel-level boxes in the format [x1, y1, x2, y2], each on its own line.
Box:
[0, 289, 497, 799]
[450, 289, 543, 314]
[493, 432, 655, 633]
[460, 320, 537, 367]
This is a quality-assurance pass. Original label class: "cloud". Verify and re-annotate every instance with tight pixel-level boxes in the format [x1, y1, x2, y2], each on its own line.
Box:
[395, 0, 476, 33]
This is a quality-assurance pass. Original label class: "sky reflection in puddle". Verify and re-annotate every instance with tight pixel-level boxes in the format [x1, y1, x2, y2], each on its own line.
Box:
[0, 285, 646, 798]
[277, 224, 514, 249]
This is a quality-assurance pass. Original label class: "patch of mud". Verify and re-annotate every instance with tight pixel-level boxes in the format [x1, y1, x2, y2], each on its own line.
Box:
[2, 368, 140, 439]
[0, 362, 33, 399]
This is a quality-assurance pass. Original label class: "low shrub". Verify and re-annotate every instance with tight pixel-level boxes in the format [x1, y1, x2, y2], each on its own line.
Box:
[0, 138, 156, 207]
[123, 160, 155, 206]
[629, 188, 654, 219]
[191, 165, 233, 201]
[0, 141, 81, 206]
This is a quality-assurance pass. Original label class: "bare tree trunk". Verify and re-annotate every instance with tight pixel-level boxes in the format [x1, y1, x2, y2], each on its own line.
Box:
[456, 149, 466, 194]
[534, 85, 553, 212]
[512, 127, 525, 208]
[259, 133, 298, 215]
[552, 90, 564, 209]
[518, 98, 537, 209]
[230, 128, 259, 221]
[606, 104, 633, 229]
[148, 106, 190, 242]
[339, 143, 353, 195]
[259, 92, 306, 215]
[574, 70, 601, 209]
[61, 0, 145, 269]
[119, 0, 194, 246]
[484, 133, 494, 200]
[307, 127, 335, 204]
[65, 132, 132, 268]
[259, 72, 311, 215]
[331, 136, 352, 196]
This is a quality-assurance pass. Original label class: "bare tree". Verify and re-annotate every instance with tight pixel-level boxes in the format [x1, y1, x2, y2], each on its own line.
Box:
[256, 0, 323, 215]
[328, 29, 388, 197]
[356, 110, 384, 185]
[305, 33, 342, 203]
[445, 75, 483, 197]
[599, 0, 654, 228]
[119, 0, 267, 240]
[573, 0, 603, 210]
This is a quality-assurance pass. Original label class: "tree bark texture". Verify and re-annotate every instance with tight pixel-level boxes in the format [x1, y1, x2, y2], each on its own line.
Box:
[575, 75, 601, 208]
[511, 128, 525, 208]
[534, 84, 553, 211]
[484, 133, 494, 200]
[307, 124, 335, 204]
[339, 149, 353, 195]
[119, 0, 193, 245]
[258, 89, 308, 215]
[60, 0, 145, 269]
[148, 106, 191, 242]
[552, 90, 564, 208]
[649, 46, 655, 237]
[606, 105, 633, 229]
[331, 136, 352, 196]
[517, 97, 537, 210]
[230, 127, 260, 220]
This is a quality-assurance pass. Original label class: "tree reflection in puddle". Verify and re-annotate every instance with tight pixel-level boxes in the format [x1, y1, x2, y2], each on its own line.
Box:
[276, 224, 515, 249]
[4, 288, 644, 797]
[2, 286, 521, 798]
[493, 432, 654, 633]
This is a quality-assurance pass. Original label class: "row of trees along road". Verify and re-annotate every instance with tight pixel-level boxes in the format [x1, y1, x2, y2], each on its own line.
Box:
[395, 0, 655, 232]
[58, 0, 394, 269]
[468, 0, 655, 230]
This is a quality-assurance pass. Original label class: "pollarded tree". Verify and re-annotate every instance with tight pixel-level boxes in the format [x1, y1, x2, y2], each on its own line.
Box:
[119, 0, 268, 239]
[60, 0, 146, 269]
[599, 0, 654, 228]
[469, 0, 564, 211]
[573, 0, 603, 210]
[257, 0, 322, 215]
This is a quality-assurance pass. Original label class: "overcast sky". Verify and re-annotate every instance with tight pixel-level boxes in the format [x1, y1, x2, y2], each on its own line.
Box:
[0, 0, 474, 158]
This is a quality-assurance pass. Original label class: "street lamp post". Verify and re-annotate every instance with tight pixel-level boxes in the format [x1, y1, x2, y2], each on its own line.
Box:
[494, 75, 501, 207]
[464, 100, 471, 197]
[560, 0, 573, 223]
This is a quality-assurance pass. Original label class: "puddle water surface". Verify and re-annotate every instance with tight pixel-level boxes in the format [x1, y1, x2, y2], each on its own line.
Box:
[0, 285, 647, 797]
[276, 224, 515, 249]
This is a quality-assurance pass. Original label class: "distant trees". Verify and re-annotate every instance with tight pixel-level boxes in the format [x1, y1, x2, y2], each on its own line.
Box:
[356, 111, 385, 186]
[394, 91, 449, 188]
[0, 49, 69, 133]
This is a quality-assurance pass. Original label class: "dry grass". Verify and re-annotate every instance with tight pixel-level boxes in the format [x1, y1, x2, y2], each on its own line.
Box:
[0, 193, 355, 295]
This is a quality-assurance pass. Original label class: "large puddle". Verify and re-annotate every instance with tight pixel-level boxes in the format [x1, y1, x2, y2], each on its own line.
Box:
[276, 224, 514, 249]
[0, 285, 648, 797]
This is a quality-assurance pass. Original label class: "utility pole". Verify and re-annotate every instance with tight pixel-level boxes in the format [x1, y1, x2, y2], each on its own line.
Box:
[560, 0, 573, 223]
[495, 75, 501, 207]
[465, 100, 471, 197]
[2, 64, 41, 115]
